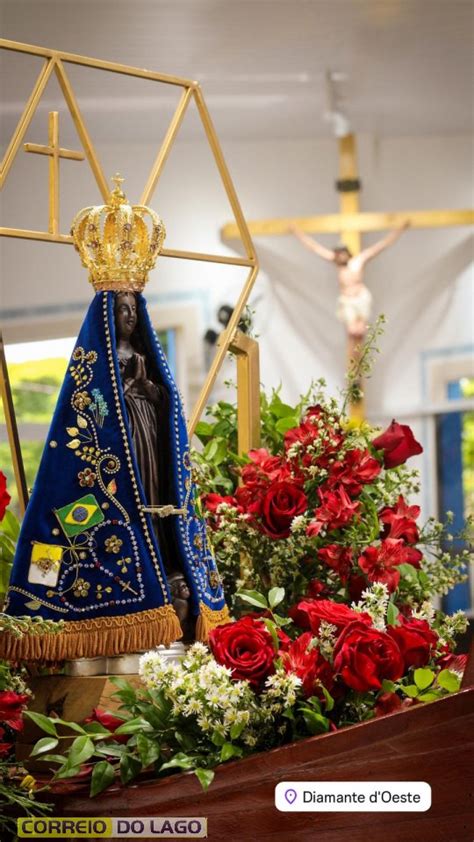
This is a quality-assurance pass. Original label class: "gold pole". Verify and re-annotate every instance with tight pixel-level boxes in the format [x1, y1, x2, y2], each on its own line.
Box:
[188, 264, 260, 437]
[229, 331, 261, 455]
[49, 111, 59, 235]
[140, 87, 194, 205]
[0, 58, 56, 188]
[193, 86, 256, 262]
[0, 38, 196, 87]
[55, 60, 109, 200]
[0, 333, 28, 515]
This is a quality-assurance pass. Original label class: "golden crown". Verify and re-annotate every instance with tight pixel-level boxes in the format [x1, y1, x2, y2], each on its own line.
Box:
[71, 174, 166, 293]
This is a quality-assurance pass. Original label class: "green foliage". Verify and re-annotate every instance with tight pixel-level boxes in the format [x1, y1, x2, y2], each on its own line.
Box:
[398, 667, 461, 703]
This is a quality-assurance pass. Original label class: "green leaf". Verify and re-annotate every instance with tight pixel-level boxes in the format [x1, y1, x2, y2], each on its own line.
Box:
[262, 619, 279, 652]
[55, 763, 82, 780]
[398, 563, 418, 582]
[1, 510, 21, 541]
[275, 416, 299, 434]
[320, 685, 334, 712]
[436, 669, 461, 693]
[30, 736, 59, 756]
[414, 668, 435, 691]
[220, 742, 243, 762]
[94, 744, 127, 759]
[417, 691, 441, 702]
[386, 602, 400, 626]
[236, 589, 268, 609]
[114, 717, 153, 735]
[211, 730, 225, 747]
[194, 421, 215, 439]
[120, 753, 142, 784]
[194, 768, 215, 791]
[268, 587, 285, 610]
[381, 680, 397, 694]
[401, 684, 419, 698]
[229, 721, 245, 740]
[69, 735, 95, 767]
[38, 754, 68, 765]
[136, 733, 160, 767]
[52, 718, 87, 734]
[159, 752, 195, 772]
[83, 722, 112, 737]
[301, 709, 330, 736]
[90, 760, 116, 797]
[24, 711, 59, 737]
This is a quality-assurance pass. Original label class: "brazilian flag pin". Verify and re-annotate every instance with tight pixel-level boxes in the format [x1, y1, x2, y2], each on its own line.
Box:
[55, 494, 105, 537]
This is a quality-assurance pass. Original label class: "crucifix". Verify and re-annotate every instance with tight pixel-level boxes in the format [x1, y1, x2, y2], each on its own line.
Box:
[24, 110, 84, 235]
[221, 133, 473, 419]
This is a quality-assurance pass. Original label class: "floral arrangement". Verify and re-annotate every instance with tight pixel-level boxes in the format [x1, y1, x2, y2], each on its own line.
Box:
[0, 658, 51, 836]
[24, 365, 471, 798]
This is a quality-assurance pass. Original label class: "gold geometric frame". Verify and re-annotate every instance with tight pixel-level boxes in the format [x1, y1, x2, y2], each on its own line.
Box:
[0, 38, 260, 440]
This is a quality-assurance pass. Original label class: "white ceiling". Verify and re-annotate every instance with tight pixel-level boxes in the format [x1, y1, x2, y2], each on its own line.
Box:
[1, 0, 473, 144]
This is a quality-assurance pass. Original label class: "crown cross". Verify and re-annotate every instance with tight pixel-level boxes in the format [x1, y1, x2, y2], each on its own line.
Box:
[24, 111, 85, 236]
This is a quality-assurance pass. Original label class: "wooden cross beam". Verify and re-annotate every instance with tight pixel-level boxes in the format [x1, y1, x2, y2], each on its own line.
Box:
[24, 111, 84, 235]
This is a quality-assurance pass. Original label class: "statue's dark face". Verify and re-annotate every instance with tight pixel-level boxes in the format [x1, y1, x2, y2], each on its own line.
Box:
[114, 292, 138, 341]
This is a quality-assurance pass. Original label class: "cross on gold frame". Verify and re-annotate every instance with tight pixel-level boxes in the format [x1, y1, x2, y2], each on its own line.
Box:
[0, 38, 260, 474]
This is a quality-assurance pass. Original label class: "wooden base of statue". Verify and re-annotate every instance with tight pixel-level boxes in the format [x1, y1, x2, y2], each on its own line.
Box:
[18, 644, 186, 768]
[42, 685, 473, 842]
[16, 673, 141, 769]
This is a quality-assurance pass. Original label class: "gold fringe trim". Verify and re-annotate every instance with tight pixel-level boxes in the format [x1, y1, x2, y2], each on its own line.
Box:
[195, 601, 230, 642]
[0, 605, 182, 663]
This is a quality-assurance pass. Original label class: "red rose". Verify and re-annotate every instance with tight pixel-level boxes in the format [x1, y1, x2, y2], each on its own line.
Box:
[372, 420, 423, 469]
[380, 495, 420, 543]
[0, 472, 11, 521]
[306, 579, 329, 599]
[327, 449, 381, 496]
[358, 539, 422, 593]
[0, 691, 29, 731]
[281, 632, 334, 698]
[318, 544, 353, 583]
[209, 615, 276, 689]
[289, 598, 370, 634]
[387, 617, 438, 670]
[203, 493, 238, 514]
[84, 707, 129, 743]
[247, 449, 292, 482]
[333, 621, 405, 691]
[259, 481, 307, 539]
[310, 486, 360, 533]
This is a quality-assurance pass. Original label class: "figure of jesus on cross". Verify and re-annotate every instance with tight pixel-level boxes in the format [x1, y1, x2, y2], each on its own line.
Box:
[290, 220, 410, 358]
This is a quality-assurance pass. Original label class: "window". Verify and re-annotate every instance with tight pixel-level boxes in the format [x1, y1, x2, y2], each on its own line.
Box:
[436, 376, 474, 614]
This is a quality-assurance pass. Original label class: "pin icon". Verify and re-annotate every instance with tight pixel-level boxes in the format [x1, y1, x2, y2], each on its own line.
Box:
[285, 788, 297, 805]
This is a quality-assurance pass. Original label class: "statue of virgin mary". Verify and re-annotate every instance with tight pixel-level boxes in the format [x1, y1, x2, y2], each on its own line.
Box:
[0, 176, 228, 661]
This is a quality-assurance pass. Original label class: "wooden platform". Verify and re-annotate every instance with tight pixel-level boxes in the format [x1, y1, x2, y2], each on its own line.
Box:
[46, 686, 474, 842]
